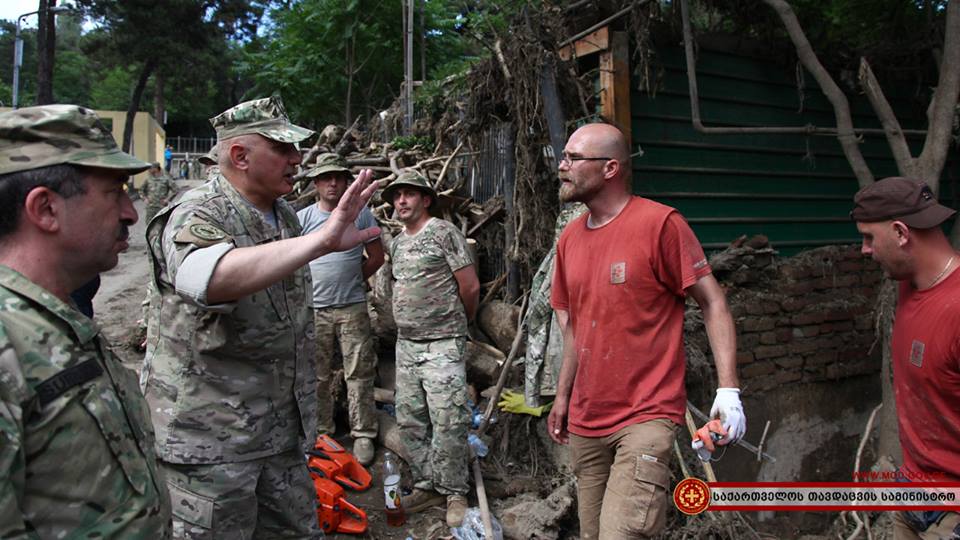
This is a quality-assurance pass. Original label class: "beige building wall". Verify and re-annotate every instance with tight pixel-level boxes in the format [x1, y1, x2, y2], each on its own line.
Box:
[92, 110, 166, 189]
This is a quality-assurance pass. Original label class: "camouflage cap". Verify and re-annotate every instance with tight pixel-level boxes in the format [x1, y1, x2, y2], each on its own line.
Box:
[0, 104, 151, 176]
[209, 95, 314, 144]
[198, 145, 218, 166]
[382, 170, 438, 206]
[305, 153, 351, 178]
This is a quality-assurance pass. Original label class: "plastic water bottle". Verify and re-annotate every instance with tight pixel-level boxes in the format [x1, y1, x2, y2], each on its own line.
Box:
[382, 452, 406, 526]
[467, 433, 488, 458]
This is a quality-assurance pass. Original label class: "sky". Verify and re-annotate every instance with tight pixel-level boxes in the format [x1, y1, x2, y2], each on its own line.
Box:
[0, 1, 76, 29]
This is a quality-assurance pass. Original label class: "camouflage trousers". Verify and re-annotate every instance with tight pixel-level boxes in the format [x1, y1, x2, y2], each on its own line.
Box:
[145, 203, 164, 225]
[160, 449, 321, 539]
[314, 302, 378, 440]
[395, 336, 470, 496]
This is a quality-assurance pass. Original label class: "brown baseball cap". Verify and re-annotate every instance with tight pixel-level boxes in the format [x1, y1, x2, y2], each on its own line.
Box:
[851, 177, 956, 229]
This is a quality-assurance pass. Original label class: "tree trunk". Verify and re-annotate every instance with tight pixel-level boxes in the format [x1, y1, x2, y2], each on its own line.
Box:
[763, 0, 960, 479]
[762, 0, 874, 187]
[122, 59, 157, 153]
[876, 279, 902, 466]
[917, 0, 960, 188]
[345, 34, 354, 128]
[418, 0, 425, 82]
[153, 72, 165, 125]
[35, 0, 57, 105]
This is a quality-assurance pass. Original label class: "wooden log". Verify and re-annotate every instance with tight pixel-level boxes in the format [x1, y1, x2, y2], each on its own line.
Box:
[374, 387, 395, 404]
[463, 341, 503, 388]
[376, 410, 409, 463]
[346, 157, 389, 166]
[477, 300, 521, 355]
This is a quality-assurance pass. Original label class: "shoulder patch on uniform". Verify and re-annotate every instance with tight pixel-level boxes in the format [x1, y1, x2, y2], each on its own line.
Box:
[190, 223, 226, 241]
[174, 217, 231, 247]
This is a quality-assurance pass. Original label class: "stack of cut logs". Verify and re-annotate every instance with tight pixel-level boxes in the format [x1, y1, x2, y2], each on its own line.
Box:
[287, 123, 505, 239]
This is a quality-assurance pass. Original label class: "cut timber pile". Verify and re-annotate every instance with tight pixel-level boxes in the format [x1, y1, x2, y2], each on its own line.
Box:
[286, 124, 504, 241]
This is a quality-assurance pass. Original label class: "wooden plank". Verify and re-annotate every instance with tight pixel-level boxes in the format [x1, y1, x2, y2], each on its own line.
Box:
[558, 27, 609, 61]
[600, 31, 631, 149]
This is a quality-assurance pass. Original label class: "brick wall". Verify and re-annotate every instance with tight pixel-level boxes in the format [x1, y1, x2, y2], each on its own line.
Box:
[684, 241, 886, 486]
[687, 243, 883, 396]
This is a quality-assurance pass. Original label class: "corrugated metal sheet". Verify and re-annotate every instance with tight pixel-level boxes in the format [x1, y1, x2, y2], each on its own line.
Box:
[632, 46, 957, 254]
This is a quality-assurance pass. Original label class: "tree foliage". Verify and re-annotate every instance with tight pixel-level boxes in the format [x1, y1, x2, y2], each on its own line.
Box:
[694, 0, 949, 79]
[240, 0, 479, 128]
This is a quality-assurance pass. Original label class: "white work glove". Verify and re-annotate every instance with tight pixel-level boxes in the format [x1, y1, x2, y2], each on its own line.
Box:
[710, 388, 746, 445]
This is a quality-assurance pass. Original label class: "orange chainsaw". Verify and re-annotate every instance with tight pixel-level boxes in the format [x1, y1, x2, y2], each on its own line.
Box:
[306, 434, 372, 491]
[309, 467, 368, 535]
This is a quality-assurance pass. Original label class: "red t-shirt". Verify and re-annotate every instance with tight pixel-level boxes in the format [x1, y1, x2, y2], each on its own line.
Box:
[550, 197, 712, 437]
[892, 268, 960, 481]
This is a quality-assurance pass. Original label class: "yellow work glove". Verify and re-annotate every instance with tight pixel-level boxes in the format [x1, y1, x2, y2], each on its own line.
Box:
[498, 390, 553, 417]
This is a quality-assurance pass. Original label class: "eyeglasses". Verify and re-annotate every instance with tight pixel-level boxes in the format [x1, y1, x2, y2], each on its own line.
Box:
[558, 152, 612, 166]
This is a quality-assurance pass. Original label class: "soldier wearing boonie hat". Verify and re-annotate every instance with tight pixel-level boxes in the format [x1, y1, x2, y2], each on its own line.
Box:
[0, 104, 172, 538]
[143, 95, 380, 538]
[386, 168, 479, 527]
[851, 177, 960, 538]
[382, 169, 437, 202]
[304, 152, 351, 178]
[298, 152, 384, 466]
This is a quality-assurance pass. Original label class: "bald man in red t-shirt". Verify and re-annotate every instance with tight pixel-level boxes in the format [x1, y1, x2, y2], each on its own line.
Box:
[547, 123, 745, 539]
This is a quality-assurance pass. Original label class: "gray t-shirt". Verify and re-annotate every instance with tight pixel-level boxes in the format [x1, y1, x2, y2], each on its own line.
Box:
[297, 204, 380, 308]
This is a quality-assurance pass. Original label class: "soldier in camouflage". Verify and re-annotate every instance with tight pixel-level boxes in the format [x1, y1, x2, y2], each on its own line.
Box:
[141, 162, 178, 224]
[385, 171, 480, 528]
[298, 153, 384, 466]
[0, 104, 172, 538]
[141, 96, 380, 539]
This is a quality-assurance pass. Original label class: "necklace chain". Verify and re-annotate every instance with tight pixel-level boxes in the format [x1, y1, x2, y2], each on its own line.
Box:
[927, 255, 955, 289]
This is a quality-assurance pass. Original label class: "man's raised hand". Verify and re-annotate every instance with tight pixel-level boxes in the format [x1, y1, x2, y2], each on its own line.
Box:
[314, 168, 382, 253]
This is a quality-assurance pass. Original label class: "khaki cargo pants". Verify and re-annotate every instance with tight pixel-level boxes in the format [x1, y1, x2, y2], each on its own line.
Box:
[569, 419, 676, 539]
[314, 302, 378, 440]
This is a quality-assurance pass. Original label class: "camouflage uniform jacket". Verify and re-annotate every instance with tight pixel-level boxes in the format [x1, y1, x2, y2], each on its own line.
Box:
[0, 265, 171, 539]
[141, 173, 177, 207]
[390, 218, 473, 340]
[142, 173, 316, 464]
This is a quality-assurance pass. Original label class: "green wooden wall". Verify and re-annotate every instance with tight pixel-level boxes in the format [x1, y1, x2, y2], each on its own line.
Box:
[631, 45, 957, 254]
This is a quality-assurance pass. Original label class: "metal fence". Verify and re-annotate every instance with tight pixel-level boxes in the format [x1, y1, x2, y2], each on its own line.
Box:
[462, 123, 514, 282]
[167, 136, 216, 155]
[466, 123, 511, 204]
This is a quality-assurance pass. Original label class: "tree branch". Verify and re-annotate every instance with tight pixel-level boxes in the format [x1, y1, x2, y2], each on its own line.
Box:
[918, 0, 960, 190]
[762, 0, 874, 187]
[858, 58, 918, 178]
